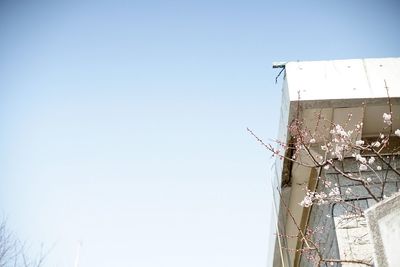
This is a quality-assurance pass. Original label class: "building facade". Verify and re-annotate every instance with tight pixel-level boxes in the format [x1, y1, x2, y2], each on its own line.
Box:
[270, 58, 400, 266]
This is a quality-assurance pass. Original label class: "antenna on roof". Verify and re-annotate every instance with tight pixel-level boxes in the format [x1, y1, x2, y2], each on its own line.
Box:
[272, 62, 286, 69]
[272, 62, 287, 84]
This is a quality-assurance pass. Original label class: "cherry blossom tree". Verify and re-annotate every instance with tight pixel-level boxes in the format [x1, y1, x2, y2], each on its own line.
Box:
[249, 88, 400, 266]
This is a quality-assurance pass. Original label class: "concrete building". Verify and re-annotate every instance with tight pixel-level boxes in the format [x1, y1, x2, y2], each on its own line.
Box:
[269, 58, 400, 266]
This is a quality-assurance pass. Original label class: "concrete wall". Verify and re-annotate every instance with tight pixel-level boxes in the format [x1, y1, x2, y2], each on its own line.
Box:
[285, 58, 400, 102]
[299, 157, 400, 266]
[366, 192, 400, 267]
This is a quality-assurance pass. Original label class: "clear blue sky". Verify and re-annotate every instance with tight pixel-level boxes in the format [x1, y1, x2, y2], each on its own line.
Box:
[0, 1, 399, 266]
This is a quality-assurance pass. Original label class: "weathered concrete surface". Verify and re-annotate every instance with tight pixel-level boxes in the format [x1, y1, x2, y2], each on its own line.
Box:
[299, 160, 400, 267]
[365, 192, 400, 267]
[334, 215, 373, 267]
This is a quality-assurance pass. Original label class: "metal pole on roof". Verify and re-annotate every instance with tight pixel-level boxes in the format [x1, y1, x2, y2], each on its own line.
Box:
[272, 62, 287, 69]
[273, 62, 287, 84]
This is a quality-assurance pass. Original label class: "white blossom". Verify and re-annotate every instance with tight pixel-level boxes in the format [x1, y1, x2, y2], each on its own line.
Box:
[309, 138, 316, 143]
[299, 189, 340, 207]
[328, 187, 342, 202]
[331, 124, 351, 138]
[377, 166, 382, 171]
[355, 140, 364, 146]
[383, 113, 392, 125]
[366, 177, 372, 183]
[359, 164, 368, 171]
[329, 187, 340, 197]
[300, 194, 313, 207]
[334, 145, 344, 160]
[395, 129, 400, 137]
[355, 154, 367, 164]
[372, 141, 381, 147]
[368, 157, 375, 165]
